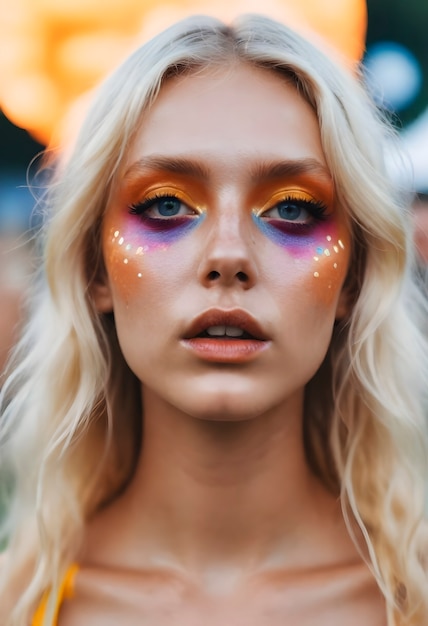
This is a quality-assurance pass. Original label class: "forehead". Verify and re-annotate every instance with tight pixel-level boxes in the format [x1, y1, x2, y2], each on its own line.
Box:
[125, 62, 328, 177]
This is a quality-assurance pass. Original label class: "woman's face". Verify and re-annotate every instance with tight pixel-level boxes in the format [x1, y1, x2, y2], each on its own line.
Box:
[97, 63, 351, 421]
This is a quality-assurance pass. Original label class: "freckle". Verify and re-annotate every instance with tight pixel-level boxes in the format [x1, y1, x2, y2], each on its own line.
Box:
[333, 245, 339, 253]
[136, 246, 144, 255]
[124, 258, 128, 264]
[324, 249, 331, 257]
[316, 246, 323, 254]
[138, 272, 142, 278]
[338, 239, 345, 249]
[314, 271, 319, 278]
[118, 237, 124, 245]
[326, 235, 332, 242]
[114, 230, 119, 238]
[333, 263, 338, 269]
[126, 244, 132, 251]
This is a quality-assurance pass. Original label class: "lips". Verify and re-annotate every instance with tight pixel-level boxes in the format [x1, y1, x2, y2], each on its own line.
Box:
[183, 309, 269, 341]
[181, 309, 270, 363]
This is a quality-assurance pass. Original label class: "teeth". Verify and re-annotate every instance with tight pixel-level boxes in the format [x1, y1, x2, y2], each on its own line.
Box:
[206, 326, 244, 337]
[206, 325, 226, 336]
[226, 326, 244, 337]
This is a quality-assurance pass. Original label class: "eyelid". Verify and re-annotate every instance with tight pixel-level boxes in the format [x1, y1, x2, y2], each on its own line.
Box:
[130, 185, 203, 215]
[254, 188, 324, 216]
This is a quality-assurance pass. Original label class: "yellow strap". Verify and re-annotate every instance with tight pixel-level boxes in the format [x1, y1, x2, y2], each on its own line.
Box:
[32, 564, 79, 626]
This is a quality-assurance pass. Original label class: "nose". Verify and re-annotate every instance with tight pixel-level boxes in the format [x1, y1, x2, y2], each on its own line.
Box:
[197, 210, 258, 289]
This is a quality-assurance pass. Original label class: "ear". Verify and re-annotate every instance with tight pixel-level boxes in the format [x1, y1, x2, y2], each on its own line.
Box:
[91, 278, 114, 313]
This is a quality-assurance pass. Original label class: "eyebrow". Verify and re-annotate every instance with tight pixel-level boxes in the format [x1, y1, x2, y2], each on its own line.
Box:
[123, 155, 331, 184]
[124, 156, 209, 180]
[250, 158, 331, 184]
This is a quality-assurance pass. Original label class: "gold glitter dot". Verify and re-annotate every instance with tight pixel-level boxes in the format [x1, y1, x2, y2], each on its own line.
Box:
[338, 239, 344, 249]
[124, 258, 128, 264]
[313, 256, 319, 262]
[333, 245, 339, 253]
[136, 246, 143, 255]
[326, 235, 332, 242]
[138, 273, 142, 278]
[333, 263, 338, 269]
[126, 244, 132, 251]
[114, 230, 119, 238]
[324, 249, 331, 257]
[118, 237, 124, 245]
[314, 271, 319, 278]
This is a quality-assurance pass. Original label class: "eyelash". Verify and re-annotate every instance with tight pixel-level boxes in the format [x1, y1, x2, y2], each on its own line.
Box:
[128, 192, 328, 230]
[129, 194, 169, 215]
[128, 193, 194, 218]
[261, 196, 328, 222]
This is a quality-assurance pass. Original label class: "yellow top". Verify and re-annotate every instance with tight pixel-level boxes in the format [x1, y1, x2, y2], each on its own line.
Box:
[32, 564, 79, 626]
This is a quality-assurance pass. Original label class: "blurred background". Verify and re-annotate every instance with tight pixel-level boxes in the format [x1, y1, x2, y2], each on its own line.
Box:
[0, 0, 427, 376]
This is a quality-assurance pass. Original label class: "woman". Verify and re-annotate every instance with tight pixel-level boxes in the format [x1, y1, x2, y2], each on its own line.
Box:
[1, 14, 427, 626]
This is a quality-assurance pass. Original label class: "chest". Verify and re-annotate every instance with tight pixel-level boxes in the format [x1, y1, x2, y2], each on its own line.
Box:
[58, 568, 386, 626]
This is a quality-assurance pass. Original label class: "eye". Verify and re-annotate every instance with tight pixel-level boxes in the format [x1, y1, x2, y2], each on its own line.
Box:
[129, 194, 198, 219]
[261, 196, 327, 224]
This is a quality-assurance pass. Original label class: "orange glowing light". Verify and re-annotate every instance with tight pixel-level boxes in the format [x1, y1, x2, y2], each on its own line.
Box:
[0, 0, 367, 146]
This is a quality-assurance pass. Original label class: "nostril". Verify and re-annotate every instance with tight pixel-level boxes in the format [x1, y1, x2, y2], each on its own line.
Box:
[205, 270, 250, 284]
[208, 270, 221, 281]
[237, 271, 249, 283]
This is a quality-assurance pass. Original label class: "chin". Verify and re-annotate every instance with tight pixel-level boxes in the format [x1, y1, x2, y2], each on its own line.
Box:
[176, 382, 279, 423]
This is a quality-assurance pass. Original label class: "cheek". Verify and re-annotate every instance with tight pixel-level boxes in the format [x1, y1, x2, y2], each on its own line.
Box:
[308, 224, 350, 306]
[266, 221, 350, 308]
[102, 210, 198, 301]
[102, 219, 148, 302]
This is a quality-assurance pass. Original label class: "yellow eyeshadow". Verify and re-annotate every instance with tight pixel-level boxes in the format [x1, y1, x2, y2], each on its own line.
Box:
[130, 185, 204, 215]
[254, 188, 321, 215]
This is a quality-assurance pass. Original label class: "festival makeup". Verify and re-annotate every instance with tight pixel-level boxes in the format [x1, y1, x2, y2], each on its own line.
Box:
[253, 188, 331, 253]
[299, 220, 349, 306]
[248, 171, 349, 305]
[103, 170, 206, 289]
[103, 162, 349, 305]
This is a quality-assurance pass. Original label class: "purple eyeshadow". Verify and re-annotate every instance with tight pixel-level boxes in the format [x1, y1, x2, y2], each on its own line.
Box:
[252, 214, 336, 257]
[123, 212, 204, 250]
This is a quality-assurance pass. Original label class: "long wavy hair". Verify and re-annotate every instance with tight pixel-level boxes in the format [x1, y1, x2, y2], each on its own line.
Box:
[1, 14, 427, 626]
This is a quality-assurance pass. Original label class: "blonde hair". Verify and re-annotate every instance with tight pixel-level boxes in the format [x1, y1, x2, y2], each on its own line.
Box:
[1, 14, 427, 625]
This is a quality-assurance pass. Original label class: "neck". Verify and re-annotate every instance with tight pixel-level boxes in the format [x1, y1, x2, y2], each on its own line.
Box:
[89, 388, 343, 576]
